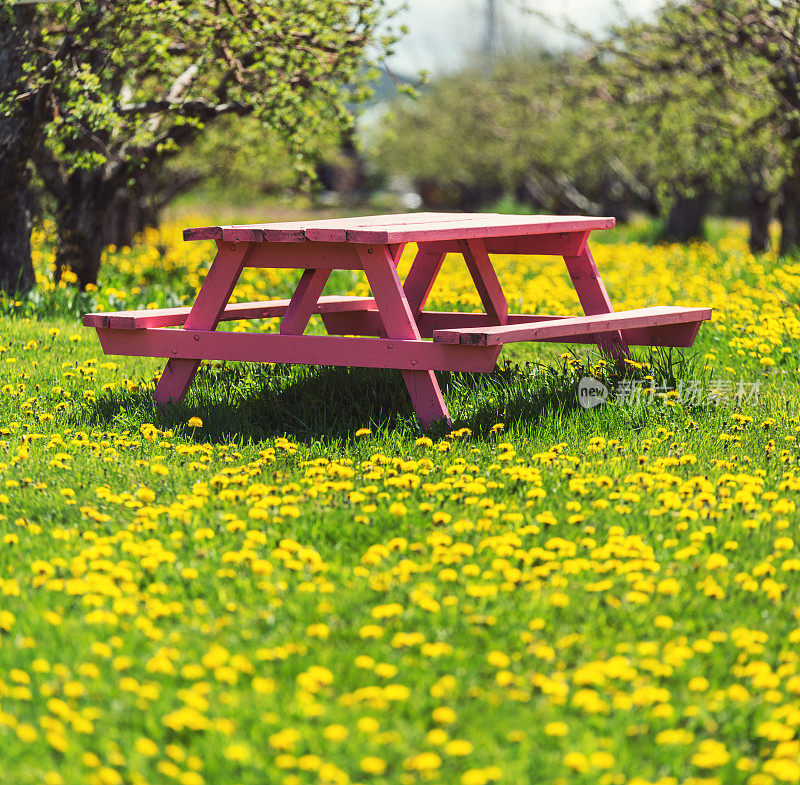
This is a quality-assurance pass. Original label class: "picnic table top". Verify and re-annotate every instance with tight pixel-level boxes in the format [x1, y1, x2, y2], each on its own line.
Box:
[184, 212, 615, 245]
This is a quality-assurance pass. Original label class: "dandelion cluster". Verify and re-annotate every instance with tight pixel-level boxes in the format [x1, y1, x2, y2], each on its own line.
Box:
[1, 218, 799, 784]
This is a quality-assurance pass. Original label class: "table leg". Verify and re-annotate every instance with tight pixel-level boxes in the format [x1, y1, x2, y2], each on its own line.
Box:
[280, 268, 331, 335]
[357, 244, 451, 427]
[153, 242, 250, 404]
[563, 245, 629, 361]
[403, 246, 447, 318]
[460, 238, 509, 324]
[403, 239, 510, 326]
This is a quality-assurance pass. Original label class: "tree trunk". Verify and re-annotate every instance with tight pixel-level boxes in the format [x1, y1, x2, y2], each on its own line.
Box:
[598, 175, 631, 223]
[0, 7, 37, 294]
[664, 192, 707, 242]
[0, 165, 36, 295]
[102, 169, 201, 248]
[103, 187, 157, 249]
[780, 146, 800, 255]
[38, 153, 201, 286]
[53, 170, 114, 289]
[748, 181, 771, 255]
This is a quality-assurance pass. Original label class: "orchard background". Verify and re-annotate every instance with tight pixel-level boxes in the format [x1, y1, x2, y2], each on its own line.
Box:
[4, 1, 800, 784]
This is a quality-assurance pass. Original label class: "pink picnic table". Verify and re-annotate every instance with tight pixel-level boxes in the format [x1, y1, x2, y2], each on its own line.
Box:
[83, 213, 712, 426]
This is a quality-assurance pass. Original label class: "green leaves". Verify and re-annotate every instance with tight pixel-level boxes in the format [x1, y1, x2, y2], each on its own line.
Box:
[6, 0, 396, 177]
[375, 1, 795, 229]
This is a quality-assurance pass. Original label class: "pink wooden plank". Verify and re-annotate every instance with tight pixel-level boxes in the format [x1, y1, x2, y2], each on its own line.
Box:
[345, 215, 615, 244]
[302, 214, 451, 243]
[322, 310, 566, 338]
[388, 243, 406, 266]
[246, 242, 362, 269]
[563, 245, 629, 360]
[85, 306, 198, 329]
[304, 213, 470, 242]
[184, 222, 315, 243]
[183, 226, 237, 242]
[357, 244, 452, 426]
[152, 242, 249, 404]
[321, 310, 382, 337]
[402, 247, 447, 318]
[280, 268, 331, 335]
[180, 244, 249, 332]
[356, 245, 421, 339]
[96, 328, 501, 373]
[433, 306, 712, 346]
[469, 320, 703, 348]
[183, 213, 615, 244]
[416, 232, 589, 256]
[321, 309, 708, 348]
[460, 238, 509, 324]
[183, 225, 304, 242]
[484, 232, 589, 256]
[83, 296, 376, 330]
[563, 246, 617, 315]
[184, 213, 451, 243]
[622, 321, 704, 348]
[246, 215, 435, 243]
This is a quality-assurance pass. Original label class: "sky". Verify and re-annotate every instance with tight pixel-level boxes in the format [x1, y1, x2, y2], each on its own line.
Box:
[383, 0, 662, 76]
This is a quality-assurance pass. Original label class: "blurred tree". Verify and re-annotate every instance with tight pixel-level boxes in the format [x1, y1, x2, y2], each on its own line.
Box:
[592, 23, 775, 243]
[375, 51, 713, 224]
[1, 3, 43, 293]
[0, 0, 397, 291]
[601, 1, 793, 251]
[377, 10, 781, 249]
[375, 53, 630, 214]
[165, 113, 343, 206]
[375, 68, 505, 210]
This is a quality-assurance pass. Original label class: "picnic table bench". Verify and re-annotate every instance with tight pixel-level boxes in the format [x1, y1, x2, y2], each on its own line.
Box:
[83, 212, 712, 426]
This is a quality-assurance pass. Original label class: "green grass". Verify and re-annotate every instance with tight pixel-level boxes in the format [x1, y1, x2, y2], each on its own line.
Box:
[1, 220, 800, 785]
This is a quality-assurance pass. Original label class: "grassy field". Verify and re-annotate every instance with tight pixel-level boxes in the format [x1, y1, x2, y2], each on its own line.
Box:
[2, 216, 800, 785]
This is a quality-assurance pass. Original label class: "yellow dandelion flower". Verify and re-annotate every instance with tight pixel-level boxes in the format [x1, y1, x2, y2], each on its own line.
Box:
[445, 739, 474, 756]
[563, 752, 590, 772]
[432, 706, 457, 724]
[135, 738, 158, 757]
[223, 743, 250, 762]
[323, 724, 348, 741]
[360, 756, 387, 775]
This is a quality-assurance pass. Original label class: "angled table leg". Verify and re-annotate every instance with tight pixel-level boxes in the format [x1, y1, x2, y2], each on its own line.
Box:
[153, 242, 250, 404]
[460, 238, 509, 325]
[563, 244, 629, 361]
[280, 268, 331, 335]
[357, 244, 451, 427]
[403, 239, 510, 325]
[403, 245, 447, 318]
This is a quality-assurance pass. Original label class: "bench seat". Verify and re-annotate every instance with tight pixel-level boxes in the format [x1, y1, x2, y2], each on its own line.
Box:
[82, 296, 376, 329]
[432, 306, 713, 347]
[84, 302, 711, 350]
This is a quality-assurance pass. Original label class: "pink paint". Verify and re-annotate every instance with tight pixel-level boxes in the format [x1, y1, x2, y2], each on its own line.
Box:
[402, 247, 447, 318]
[96, 327, 501, 373]
[280, 268, 331, 336]
[152, 242, 249, 403]
[82, 295, 377, 329]
[83, 213, 712, 426]
[433, 306, 713, 346]
[183, 213, 614, 244]
[460, 238, 509, 325]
